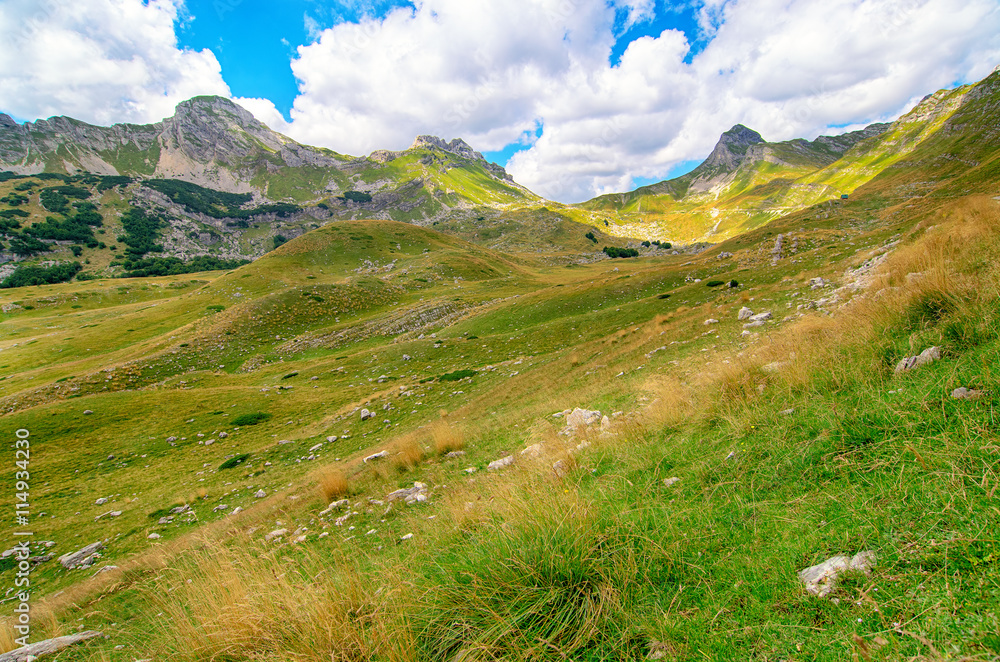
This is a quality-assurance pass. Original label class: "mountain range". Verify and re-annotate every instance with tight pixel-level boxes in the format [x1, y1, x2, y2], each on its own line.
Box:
[0, 68, 998, 276]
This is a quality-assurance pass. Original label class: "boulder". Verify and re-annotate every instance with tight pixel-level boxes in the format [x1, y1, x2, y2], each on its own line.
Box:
[0, 631, 103, 662]
[704, 318, 719, 325]
[254, 489, 266, 498]
[748, 311, 772, 322]
[360, 408, 374, 421]
[894, 346, 942, 374]
[363, 450, 389, 463]
[798, 551, 876, 598]
[738, 307, 754, 320]
[58, 542, 104, 569]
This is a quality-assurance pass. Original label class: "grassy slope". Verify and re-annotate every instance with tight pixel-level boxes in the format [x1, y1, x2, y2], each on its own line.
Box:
[1, 163, 999, 660]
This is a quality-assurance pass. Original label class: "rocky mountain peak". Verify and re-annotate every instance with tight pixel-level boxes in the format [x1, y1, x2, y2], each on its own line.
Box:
[0, 114, 17, 129]
[702, 124, 765, 171]
[410, 135, 483, 161]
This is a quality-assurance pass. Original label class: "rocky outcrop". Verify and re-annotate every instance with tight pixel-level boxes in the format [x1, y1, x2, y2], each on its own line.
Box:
[0, 632, 103, 662]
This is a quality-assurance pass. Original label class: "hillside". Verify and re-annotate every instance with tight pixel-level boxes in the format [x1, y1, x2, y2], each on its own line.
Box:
[1, 69, 1000, 662]
[2, 169, 1000, 660]
[578, 70, 1000, 243]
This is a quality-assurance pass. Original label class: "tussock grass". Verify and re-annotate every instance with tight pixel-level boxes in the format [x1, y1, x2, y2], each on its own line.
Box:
[430, 420, 465, 455]
[316, 466, 350, 502]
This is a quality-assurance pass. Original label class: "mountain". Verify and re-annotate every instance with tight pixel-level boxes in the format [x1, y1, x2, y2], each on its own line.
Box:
[0, 96, 537, 211]
[0, 98, 636, 277]
[579, 120, 894, 240]
[578, 71, 1000, 243]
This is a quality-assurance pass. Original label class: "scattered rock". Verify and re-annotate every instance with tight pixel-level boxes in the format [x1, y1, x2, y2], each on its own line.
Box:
[213, 504, 229, 512]
[147, 533, 161, 540]
[778, 408, 796, 416]
[363, 450, 389, 463]
[326, 435, 339, 442]
[565, 408, 601, 429]
[264, 528, 288, 542]
[521, 443, 543, 458]
[254, 489, 266, 498]
[230, 506, 243, 515]
[717, 252, 733, 259]
[809, 277, 829, 289]
[309, 443, 323, 452]
[662, 477, 680, 487]
[94, 497, 108, 506]
[950, 387, 982, 400]
[444, 450, 466, 458]
[798, 551, 876, 598]
[487, 455, 515, 471]
[83, 410, 93, 415]
[218, 432, 229, 438]
[738, 306, 754, 320]
[748, 311, 772, 322]
[400, 533, 414, 541]
[319, 499, 350, 516]
[742, 320, 766, 329]
[894, 346, 942, 374]
[58, 542, 104, 569]
[386, 482, 428, 504]
[0, 631, 103, 662]
[704, 318, 719, 325]
[166, 436, 177, 442]
[552, 459, 569, 477]
[600, 415, 612, 431]
[360, 408, 375, 421]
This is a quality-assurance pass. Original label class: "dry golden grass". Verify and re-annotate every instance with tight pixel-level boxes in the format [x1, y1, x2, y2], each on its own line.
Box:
[317, 466, 349, 502]
[144, 536, 411, 662]
[430, 420, 465, 455]
[394, 434, 426, 471]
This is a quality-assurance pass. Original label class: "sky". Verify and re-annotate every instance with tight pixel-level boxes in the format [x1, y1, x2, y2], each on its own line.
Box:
[0, 0, 999, 203]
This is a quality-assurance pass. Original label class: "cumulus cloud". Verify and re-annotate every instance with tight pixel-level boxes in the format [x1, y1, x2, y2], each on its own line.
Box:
[279, 0, 1000, 202]
[1, 0, 998, 202]
[0, 0, 230, 125]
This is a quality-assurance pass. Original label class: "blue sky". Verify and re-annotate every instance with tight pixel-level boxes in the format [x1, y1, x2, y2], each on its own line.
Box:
[175, 0, 710, 176]
[2, 0, 998, 202]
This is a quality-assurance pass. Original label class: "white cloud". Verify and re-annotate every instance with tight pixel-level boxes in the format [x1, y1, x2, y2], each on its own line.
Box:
[0, 0, 230, 125]
[278, 0, 1000, 202]
[1, 0, 998, 203]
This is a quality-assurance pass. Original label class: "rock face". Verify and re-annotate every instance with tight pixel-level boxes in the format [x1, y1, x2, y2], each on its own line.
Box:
[0, 631, 103, 662]
[895, 346, 942, 373]
[0, 97, 341, 190]
[58, 542, 104, 569]
[798, 551, 876, 598]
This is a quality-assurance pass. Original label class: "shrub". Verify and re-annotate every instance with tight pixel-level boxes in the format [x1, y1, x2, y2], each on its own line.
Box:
[70, 245, 83, 257]
[1, 262, 81, 288]
[281, 371, 299, 379]
[273, 235, 287, 250]
[584, 231, 597, 243]
[341, 190, 373, 203]
[439, 369, 476, 382]
[729, 279, 739, 288]
[603, 246, 639, 258]
[206, 305, 225, 313]
[219, 454, 251, 470]
[232, 412, 272, 426]
[705, 280, 725, 287]
[641, 240, 651, 247]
